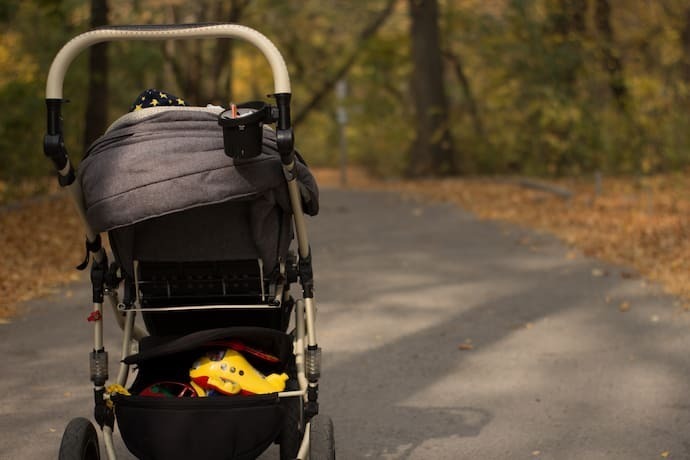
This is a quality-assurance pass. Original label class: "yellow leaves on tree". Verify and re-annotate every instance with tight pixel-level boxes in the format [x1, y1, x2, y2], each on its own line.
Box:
[0, 32, 38, 87]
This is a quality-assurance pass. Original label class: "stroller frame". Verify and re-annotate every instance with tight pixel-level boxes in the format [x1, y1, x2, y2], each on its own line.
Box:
[44, 24, 325, 460]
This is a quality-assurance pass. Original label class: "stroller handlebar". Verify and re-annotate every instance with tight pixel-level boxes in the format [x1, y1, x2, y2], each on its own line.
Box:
[46, 23, 291, 99]
[42, 23, 298, 251]
[44, 23, 296, 186]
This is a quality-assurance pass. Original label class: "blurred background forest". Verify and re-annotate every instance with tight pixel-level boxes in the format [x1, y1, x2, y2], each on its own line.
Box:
[2, 0, 690, 184]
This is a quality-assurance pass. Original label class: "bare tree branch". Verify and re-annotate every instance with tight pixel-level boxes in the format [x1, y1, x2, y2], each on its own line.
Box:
[443, 50, 485, 139]
[84, 0, 109, 151]
[595, 0, 628, 111]
[293, 0, 397, 127]
[161, 5, 187, 95]
[210, 0, 251, 101]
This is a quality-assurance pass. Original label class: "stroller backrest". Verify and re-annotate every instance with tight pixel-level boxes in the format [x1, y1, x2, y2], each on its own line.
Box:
[108, 198, 294, 336]
[78, 106, 318, 336]
[108, 195, 289, 278]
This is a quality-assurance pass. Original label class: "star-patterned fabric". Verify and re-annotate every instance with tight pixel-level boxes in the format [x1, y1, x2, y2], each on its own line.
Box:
[129, 88, 187, 112]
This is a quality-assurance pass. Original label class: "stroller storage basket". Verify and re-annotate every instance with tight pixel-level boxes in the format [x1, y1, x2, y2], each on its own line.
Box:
[113, 327, 294, 460]
[113, 393, 282, 460]
[123, 327, 293, 393]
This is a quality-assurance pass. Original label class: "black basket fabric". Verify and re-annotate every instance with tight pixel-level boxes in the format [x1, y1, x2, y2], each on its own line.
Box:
[113, 327, 295, 460]
[113, 393, 282, 460]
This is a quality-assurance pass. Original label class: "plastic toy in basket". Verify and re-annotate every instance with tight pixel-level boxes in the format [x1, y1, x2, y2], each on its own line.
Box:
[139, 381, 198, 398]
[189, 348, 288, 396]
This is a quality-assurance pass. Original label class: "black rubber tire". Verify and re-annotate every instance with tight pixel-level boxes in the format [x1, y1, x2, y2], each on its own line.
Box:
[309, 414, 335, 460]
[279, 373, 303, 460]
[58, 417, 101, 460]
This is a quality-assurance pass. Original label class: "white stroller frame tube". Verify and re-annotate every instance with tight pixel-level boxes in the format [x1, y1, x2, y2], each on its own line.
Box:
[286, 166, 311, 260]
[46, 24, 291, 99]
[45, 24, 323, 460]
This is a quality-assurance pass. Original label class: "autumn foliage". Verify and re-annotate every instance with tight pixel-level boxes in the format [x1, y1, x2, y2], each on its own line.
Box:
[3, 1, 690, 179]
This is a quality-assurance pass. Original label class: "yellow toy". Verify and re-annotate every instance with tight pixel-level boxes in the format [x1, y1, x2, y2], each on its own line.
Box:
[189, 348, 288, 396]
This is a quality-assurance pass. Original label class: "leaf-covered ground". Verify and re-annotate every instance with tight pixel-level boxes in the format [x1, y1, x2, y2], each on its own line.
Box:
[0, 193, 83, 319]
[2, 169, 690, 319]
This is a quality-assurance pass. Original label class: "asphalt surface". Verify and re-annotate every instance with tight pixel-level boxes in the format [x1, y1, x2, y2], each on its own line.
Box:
[2, 188, 690, 459]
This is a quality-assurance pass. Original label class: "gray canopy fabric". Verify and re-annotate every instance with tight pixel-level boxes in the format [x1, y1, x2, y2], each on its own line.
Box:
[80, 107, 318, 233]
[78, 107, 318, 272]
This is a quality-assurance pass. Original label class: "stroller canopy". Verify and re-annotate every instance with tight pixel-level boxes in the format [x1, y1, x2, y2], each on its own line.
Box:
[79, 106, 318, 234]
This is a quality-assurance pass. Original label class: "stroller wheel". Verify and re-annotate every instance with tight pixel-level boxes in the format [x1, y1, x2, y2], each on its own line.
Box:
[309, 415, 335, 460]
[58, 417, 100, 460]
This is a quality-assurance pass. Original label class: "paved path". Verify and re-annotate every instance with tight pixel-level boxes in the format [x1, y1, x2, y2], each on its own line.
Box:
[2, 188, 690, 459]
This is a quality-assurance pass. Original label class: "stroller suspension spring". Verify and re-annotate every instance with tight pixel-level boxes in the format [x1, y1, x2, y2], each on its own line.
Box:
[305, 345, 321, 381]
[90, 349, 109, 386]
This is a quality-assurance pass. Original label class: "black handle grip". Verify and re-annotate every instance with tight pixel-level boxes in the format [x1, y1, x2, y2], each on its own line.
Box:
[44, 99, 75, 186]
[274, 93, 294, 165]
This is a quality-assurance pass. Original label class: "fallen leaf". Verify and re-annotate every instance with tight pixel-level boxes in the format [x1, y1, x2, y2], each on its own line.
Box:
[661, 451, 670, 458]
[458, 343, 474, 351]
[619, 301, 631, 312]
[532, 451, 541, 456]
[591, 268, 606, 277]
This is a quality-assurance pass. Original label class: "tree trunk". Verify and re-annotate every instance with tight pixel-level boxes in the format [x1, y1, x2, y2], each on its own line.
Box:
[185, 39, 203, 104]
[407, 0, 456, 177]
[161, 0, 249, 105]
[595, 0, 628, 111]
[548, 0, 586, 91]
[681, 8, 690, 84]
[83, 0, 109, 151]
[443, 50, 484, 139]
[560, 0, 586, 34]
[209, 0, 251, 103]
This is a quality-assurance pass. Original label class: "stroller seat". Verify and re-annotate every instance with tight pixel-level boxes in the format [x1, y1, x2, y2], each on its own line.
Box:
[79, 106, 317, 336]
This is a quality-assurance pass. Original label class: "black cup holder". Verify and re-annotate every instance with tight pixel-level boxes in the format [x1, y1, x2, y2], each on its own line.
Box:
[218, 101, 270, 159]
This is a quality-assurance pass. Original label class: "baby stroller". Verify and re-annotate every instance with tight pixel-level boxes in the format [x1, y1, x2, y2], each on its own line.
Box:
[43, 24, 334, 460]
